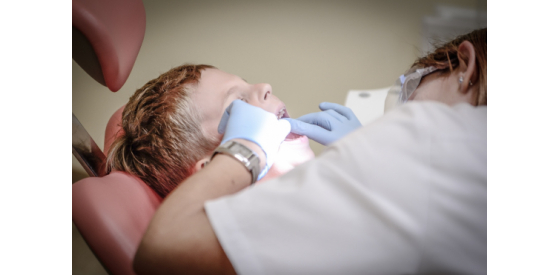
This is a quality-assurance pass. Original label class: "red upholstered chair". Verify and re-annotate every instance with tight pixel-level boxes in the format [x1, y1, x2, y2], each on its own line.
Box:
[72, 0, 146, 176]
[73, 172, 162, 274]
[72, 0, 162, 274]
[72, 0, 145, 92]
[73, 106, 162, 275]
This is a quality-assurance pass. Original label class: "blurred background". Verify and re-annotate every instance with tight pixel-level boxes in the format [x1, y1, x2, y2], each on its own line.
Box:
[72, 0, 486, 273]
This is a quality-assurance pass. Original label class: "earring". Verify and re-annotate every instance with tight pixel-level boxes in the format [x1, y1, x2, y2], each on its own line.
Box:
[203, 161, 209, 168]
[459, 76, 473, 86]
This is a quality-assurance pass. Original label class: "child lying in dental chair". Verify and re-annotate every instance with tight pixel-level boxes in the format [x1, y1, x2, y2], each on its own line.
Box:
[105, 64, 314, 198]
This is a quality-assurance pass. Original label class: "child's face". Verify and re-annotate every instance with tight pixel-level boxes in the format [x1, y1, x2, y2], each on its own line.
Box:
[193, 68, 314, 180]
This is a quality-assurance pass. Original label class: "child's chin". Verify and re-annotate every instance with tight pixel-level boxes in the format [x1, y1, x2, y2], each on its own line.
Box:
[257, 168, 283, 183]
[256, 135, 315, 184]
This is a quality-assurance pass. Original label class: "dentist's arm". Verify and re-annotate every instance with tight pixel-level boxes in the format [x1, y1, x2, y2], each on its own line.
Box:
[133, 100, 290, 275]
[133, 153, 251, 275]
[286, 102, 362, 145]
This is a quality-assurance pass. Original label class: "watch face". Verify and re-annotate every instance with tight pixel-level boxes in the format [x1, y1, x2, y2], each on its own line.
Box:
[234, 143, 252, 157]
[215, 141, 260, 184]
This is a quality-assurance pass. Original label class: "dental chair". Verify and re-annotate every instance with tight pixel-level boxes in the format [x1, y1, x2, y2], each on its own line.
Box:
[72, 0, 163, 274]
[73, 107, 162, 275]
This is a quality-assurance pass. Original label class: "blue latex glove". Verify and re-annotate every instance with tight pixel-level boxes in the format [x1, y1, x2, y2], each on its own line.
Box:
[218, 100, 291, 180]
[285, 102, 362, 146]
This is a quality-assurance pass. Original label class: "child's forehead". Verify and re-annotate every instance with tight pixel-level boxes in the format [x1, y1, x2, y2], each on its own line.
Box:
[197, 71, 248, 101]
[201, 68, 239, 81]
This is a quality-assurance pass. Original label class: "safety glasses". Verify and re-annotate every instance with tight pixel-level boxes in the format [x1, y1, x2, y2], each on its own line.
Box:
[394, 66, 438, 104]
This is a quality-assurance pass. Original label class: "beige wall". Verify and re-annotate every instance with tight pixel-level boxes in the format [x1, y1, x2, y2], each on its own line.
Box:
[72, 0, 485, 178]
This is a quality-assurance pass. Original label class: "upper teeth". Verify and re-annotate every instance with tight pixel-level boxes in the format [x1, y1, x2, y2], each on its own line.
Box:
[277, 108, 285, 119]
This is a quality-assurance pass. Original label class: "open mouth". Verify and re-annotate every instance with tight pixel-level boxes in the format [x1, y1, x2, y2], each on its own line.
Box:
[277, 107, 286, 120]
[276, 107, 303, 141]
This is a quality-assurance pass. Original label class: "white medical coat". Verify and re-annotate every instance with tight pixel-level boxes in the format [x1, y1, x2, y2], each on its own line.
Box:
[205, 101, 487, 275]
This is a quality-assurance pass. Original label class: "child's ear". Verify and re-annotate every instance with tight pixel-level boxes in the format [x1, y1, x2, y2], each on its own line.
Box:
[193, 157, 212, 173]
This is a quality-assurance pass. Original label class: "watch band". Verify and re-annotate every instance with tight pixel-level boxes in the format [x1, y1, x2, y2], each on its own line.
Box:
[211, 140, 261, 184]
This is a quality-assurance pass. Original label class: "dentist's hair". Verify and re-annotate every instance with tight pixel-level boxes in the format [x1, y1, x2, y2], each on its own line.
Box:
[106, 64, 220, 198]
[413, 28, 487, 105]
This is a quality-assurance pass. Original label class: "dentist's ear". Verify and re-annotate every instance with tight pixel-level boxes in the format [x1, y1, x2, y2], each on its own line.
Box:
[193, 157, 212, 173]
[457, 40, 478, 95]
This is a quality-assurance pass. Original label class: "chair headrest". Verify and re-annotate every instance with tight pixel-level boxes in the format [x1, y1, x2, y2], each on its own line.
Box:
[73, 171, 162, 275]
[72, 0, 146, 92]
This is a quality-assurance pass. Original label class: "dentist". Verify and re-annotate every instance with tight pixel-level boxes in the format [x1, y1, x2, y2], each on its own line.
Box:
[134, 28, 487, 275]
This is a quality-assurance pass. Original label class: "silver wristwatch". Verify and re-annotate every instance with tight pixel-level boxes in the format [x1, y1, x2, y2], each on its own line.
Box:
[211, 140, 261, 184]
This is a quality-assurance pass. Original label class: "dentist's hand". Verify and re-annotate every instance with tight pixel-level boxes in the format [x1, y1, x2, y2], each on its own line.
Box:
[285, 102, 362, 146]
[218, 100, 291, 180]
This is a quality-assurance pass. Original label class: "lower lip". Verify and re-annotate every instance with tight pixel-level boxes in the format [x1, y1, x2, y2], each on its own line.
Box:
[279, 108, 306, 142]
[284, 133, 307, 142]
